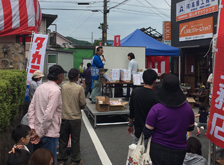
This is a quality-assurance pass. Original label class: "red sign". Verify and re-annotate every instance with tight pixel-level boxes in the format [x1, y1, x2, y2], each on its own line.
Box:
[206, 1, 224, 148]
[114, 35, 120, 46]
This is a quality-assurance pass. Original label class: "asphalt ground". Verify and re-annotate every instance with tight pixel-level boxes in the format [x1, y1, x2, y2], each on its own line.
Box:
[61, 105, 211, 165]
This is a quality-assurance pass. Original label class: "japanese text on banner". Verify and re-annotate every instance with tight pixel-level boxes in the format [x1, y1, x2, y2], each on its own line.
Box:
[26, 34, 48, 85]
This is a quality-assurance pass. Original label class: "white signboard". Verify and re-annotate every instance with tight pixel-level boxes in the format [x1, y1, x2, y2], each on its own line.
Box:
[112, 69, 120, 81]
[133, 74, 141, 85]
[26, 34, 48, 85]
[176, 0, 218, 22]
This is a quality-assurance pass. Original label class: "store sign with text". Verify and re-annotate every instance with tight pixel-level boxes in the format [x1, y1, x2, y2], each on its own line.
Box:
[179, 17, 213, 42]
[163, 21, 171, 45]
[176, 0, 218, 22]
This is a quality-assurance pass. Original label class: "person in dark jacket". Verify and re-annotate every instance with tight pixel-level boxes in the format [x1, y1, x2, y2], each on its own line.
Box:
[127, 69, 158, 143]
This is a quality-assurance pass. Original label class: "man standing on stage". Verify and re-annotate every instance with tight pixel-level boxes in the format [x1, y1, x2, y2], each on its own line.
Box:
[89, 46, 105, 103]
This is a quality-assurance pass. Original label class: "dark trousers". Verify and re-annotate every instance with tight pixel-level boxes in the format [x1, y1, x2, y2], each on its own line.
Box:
[150, 142, 186, 165]
[85, 82, 92, 97]
[58, 119, 81, 163]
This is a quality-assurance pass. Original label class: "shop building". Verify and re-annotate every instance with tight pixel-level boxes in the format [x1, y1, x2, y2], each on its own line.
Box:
[171, 0, 219, 91]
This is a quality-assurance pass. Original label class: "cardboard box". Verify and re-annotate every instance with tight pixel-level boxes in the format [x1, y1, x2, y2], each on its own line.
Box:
[96, 96, 110, 112]
[187, 97, 196, 108]
[187, 97, 195, 103]
[99, 68, 108, 82]
[109, 101, 128, 111]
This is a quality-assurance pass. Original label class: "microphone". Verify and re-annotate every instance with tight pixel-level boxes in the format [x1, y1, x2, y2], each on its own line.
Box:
[102, 55, 106, 62]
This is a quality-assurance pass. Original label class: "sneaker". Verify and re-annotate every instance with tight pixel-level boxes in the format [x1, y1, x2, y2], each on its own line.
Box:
[196, 131, 201, 136]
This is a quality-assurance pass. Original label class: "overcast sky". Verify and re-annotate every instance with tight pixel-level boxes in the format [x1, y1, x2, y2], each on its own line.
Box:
[39, 0, 171, 43]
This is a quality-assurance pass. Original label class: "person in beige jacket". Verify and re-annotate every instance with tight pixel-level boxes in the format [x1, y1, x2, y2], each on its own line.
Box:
[58, 68, 86, 165]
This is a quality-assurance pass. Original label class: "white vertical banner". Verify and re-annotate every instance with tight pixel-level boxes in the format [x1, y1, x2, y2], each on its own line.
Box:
[26, 33, 48, 85]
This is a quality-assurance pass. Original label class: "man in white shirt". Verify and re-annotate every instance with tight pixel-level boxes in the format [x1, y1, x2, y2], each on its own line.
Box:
[128, 52, 138, 75]
[126, 53, 138, 100]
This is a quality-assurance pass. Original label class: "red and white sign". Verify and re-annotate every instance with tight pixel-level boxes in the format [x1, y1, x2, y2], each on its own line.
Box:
[176, 0, 218, 22]
[26, 34, 48, 85]
[163, 21, 171, 45]
[206, 0, 224, 148]
[179, 17, 213, 42]
[146, 56, 170, 74]
[114, 35, 121, 46]
[0, 0, 41, 36]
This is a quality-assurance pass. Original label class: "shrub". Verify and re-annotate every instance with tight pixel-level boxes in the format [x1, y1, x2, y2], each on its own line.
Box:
[0, 70, 26, 132]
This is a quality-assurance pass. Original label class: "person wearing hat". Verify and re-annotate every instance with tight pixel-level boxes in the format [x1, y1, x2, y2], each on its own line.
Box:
[28, 70, 44, 103]
[58, 68, 86, 165]
[27, 64, 67, 165]
[143, 74, 195, 165]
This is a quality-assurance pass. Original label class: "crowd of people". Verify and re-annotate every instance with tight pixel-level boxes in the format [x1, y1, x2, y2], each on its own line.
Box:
[7, 46, 211, 165]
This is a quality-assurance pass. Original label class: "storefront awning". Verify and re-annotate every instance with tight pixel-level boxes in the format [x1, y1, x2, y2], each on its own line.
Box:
[0, 0, 41, 36]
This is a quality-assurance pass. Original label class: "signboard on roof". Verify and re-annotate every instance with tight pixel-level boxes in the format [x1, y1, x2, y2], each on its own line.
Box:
[179, 17, 213, 41]
[176, 0, 218, 22]
[163, 21, 171, 45]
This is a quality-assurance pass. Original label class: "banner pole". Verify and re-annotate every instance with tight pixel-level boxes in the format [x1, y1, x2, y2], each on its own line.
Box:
[179, 56, 181, 82]
[207, 0, 222, 164]
[26, 31, 35, 72]
[212, 143, 216, 165]
[208, 140, 211, 165]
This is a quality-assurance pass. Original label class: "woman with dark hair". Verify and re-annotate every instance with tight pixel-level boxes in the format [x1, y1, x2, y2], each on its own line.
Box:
[143, 74, 195, 165]
[183, 137, 207, 165]
[29, 70, 44, 103]
[29, 148, 53, 165]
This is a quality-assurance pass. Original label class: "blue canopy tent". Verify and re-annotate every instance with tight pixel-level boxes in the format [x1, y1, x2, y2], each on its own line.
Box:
[120, 29, 181, 79]
[120, 29, 180, 56]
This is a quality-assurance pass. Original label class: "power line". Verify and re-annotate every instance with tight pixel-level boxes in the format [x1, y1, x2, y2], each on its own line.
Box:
[115, 7, 157, 14]
[39, 0, 103, 4]
[163, 0, 171, 7]
[143, 0, 170, 18]
[109, 1, 170, 10]
[112, 10, 165, 17]
[108, 0, 130, 10]
[41, 8, 95, 11]
[67, 13, 95, 36]
[63, 10, 86, 36]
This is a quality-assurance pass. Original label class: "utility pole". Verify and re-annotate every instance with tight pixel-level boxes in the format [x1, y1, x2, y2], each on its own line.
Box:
[102, 0, 107, 46]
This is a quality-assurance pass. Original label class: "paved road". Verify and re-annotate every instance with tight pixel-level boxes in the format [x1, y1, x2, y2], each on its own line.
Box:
[62, 106, 210, 165]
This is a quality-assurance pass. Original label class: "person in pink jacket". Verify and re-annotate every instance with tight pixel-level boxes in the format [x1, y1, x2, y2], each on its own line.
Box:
[27, 65, 67, 165]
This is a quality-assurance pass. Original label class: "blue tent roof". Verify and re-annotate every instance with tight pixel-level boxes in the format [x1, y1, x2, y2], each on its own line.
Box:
[120, 29, 180, 56]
